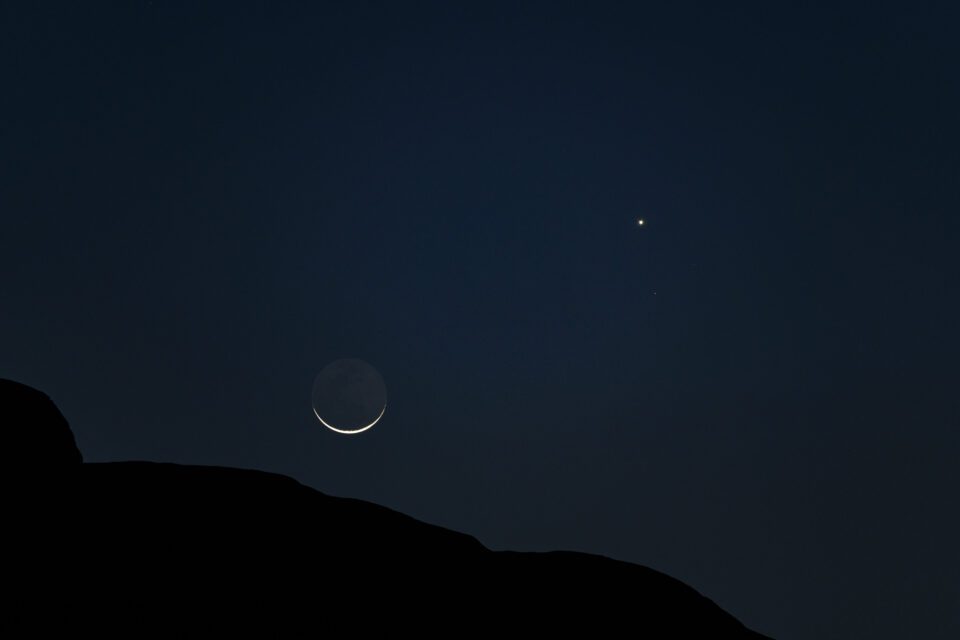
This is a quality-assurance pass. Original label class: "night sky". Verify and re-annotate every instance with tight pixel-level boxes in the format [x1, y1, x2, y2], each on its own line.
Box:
[3, 3, 958, 637]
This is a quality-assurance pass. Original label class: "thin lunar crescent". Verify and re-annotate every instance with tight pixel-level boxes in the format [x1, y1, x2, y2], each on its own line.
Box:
[311, 359, 387, 435]
[313, 403, 386, 435]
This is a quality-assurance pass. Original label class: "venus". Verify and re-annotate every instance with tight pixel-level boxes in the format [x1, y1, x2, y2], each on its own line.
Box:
[311, 359, 387, 435]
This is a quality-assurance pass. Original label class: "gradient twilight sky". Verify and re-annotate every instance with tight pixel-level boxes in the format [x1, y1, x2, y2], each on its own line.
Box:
[3, 3, 958, 637]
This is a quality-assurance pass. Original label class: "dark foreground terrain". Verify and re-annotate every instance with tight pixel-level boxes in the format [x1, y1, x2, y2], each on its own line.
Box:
[5, 378, 771, 636]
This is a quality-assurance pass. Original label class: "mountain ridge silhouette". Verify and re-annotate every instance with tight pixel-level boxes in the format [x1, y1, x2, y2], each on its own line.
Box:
[4, 378, 772, 637]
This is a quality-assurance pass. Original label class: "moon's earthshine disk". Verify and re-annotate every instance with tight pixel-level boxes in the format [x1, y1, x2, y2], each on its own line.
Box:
[312, 359, 387, 434]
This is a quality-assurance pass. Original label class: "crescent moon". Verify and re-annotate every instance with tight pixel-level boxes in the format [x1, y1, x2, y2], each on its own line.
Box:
[313, 402, 386, 435]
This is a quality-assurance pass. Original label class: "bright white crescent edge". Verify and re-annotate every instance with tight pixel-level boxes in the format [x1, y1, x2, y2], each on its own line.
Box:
[313, 403, 386, 435]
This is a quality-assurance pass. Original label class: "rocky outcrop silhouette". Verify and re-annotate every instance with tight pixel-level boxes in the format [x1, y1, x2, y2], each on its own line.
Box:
[2, 378, 81, 469]
[4, 379, 771, 637]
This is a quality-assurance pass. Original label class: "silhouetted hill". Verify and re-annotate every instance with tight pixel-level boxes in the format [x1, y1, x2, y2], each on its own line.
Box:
[2, 378, 81, 468]
[4, 379, 771, 637]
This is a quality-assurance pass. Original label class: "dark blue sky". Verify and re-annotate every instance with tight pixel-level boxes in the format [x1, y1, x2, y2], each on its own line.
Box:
[3, 2, 958, 637]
